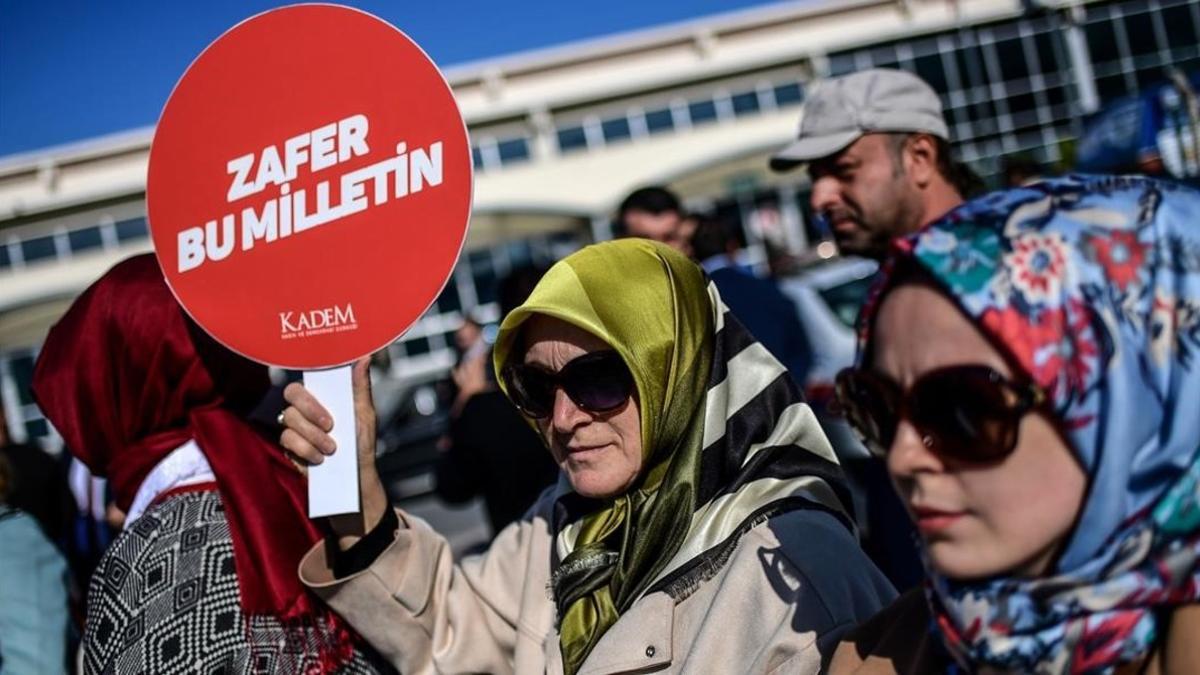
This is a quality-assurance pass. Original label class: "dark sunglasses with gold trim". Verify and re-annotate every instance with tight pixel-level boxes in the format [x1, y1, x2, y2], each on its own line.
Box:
[835, 365, 1047, 462]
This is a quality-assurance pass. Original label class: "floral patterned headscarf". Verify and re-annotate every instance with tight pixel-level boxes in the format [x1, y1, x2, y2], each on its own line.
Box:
[858, 175, 1200, 673]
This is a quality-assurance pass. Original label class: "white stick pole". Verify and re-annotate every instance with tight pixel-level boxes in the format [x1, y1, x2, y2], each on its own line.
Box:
[304, 364, 361, 517]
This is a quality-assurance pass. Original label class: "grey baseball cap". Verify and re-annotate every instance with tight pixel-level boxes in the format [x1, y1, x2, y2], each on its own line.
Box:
[770, 68, 949, 171]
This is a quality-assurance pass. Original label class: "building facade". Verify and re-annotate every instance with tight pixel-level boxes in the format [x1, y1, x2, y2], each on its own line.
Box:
[1, 0, 1195, 445]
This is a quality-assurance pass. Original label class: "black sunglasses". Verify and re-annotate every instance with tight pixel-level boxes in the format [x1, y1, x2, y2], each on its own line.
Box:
[834, 365, 1046, 462]
[503, 350, 634, 419]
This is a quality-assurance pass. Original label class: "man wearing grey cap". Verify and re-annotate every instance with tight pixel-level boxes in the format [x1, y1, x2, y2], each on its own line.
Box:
[771, 68, 979, 259]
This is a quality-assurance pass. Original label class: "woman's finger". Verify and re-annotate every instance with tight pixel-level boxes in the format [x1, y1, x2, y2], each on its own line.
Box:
[281, 406, 337, 455]
[280, 427, 326, 466]
[283, 382, 334, 432]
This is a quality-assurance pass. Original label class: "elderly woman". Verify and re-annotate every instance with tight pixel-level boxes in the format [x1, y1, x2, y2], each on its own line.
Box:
[829, 176, 1200, 673]
[283, 239, 893, 674]
[31, 255, 387, 674]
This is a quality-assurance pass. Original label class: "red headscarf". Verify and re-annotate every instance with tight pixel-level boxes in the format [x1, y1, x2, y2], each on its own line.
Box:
[32, 254, 351, 666]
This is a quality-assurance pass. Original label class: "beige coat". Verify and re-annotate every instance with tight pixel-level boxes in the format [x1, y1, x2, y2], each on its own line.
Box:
[300, 491, 894, 675]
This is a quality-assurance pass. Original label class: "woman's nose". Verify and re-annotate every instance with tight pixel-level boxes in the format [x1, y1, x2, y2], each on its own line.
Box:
[551, 387, 589, 431]
[886, 420, 944, 479]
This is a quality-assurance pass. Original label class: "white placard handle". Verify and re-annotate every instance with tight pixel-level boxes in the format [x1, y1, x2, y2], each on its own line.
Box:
[304, 365, 361, 517]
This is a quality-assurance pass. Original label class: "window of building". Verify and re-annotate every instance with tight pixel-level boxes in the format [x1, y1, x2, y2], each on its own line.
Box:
[913, 53, 949, 93]
[1033, 29, 1060, 72]
[557, 125, 589, 153]
[68, 225, 104, 254]
[995, 38, 1031, 82]
[601, 116, 632, 143]
[1087, 18, 1122, 65]
[404, 335, 430, 357]
[436, 282, 461, 314]
[497, 137, 531, 164]
[1121, 10, 1159, 59]
[688, 99, 718, 126]
[115, 217, 148, 242]
[472, 146, 485, 169]
[469, 250, 498, 305]
[1164, 4, 1198, 50]
[731, 90, 761, 116]
[644, 107, 674, 134]
[773, 82, 803, 106]
[20, 235, 56, 264]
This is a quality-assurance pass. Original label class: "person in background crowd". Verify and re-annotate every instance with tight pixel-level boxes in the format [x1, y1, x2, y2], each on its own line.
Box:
[446, 316, 488, 418]
[771, 67, 982, 590]
[0, 447, 71, 674]
[282, 239, 893, 674]
[435, 264, 560, 537]
[831, 176, 1200, 673]
[690, 214, 813, 384]
[31, 255, 390, 674]
[615, 185, 693, 253]
[770, 68, 981, 260]
[0, 394, 75, 547]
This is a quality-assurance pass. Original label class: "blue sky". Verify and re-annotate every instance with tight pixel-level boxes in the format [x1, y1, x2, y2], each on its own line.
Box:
[0, 0, 785, 158]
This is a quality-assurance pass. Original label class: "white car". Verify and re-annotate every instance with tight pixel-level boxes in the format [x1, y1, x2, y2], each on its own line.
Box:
[778, 256, 879, 386]
[778, 256, 879, 461]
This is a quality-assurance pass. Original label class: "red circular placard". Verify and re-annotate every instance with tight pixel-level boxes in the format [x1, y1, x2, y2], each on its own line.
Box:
[148, 4, 472, 369]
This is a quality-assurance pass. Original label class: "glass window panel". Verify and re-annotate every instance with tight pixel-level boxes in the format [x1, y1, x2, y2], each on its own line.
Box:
[9, 353, 35, 405]
[688, 99, 718, 125]
[68, 226, 103, 253]
[436, 282, 461, 314]
[955, 45, 987, 89]
[1033, 30, 1059, 71]
[404, 335, 430, 356]
[506, 240, 532, 268]
[1122, 11, 1158, 58]
[1097, 74, 1129, 102]
[1086, 19, 1121, 65]
[773, 82, 803, 106]
[0, 243, 9, 269]
[497, 137, 530, 163]
[469, 251, 498, 305]
[1164, 5, 1198, 51]
[1007, 91, 1038, 116]
[601, 116, 631, 143]
[731, 91, 760, 116]
[1045, 85, 1068, 109]
[115, 217, 147, 242]
[557, 126, 588, 153]
[913, 54, 948, 93]
[828, 53, 857, 76]
[870, 44, 897, 67]
[1011, 109, 1041, 131]
[472, 146, 484, 169]
[20, 235, 56, 263]
[1136, 66, 1165, 90]
[944, 106, 963, 128]
[644, 107, 674, 134]
[25, 417, 48, 441]
[995, 38, 1031, 82]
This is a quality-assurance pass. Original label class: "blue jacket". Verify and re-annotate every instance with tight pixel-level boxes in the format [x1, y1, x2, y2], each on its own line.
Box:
[0, 506, 69, 675]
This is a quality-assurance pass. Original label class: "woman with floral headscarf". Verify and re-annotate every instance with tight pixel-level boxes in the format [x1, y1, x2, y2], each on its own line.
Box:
[829, 175, 1200, 674]
[283, 239, 893, 674]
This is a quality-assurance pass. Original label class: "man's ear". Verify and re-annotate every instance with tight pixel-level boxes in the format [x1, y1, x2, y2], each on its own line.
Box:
[903, 134, 939, 188]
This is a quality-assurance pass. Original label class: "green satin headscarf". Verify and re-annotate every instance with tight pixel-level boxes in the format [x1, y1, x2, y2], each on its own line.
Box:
[493, 239, 715, 674]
